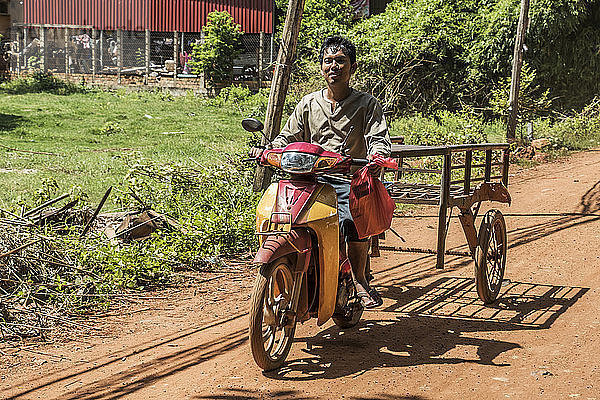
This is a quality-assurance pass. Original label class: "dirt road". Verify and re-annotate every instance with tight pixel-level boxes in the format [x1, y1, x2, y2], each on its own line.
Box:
[2, 149, 600, 399]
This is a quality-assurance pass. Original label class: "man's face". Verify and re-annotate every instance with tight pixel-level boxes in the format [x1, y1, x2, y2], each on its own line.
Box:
[321, 48, 356, 86]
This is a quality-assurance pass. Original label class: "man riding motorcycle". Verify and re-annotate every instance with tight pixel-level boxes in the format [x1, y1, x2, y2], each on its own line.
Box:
[251, 35, 391, 308]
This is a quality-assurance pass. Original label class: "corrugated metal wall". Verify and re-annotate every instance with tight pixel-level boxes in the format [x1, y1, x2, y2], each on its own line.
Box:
[21, 0, 273, 33]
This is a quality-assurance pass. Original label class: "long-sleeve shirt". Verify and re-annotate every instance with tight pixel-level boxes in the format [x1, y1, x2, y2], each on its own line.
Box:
[272, 88, 391, 159]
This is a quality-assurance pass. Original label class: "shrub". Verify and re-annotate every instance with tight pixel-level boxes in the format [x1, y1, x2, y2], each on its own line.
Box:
[534, 98, 600, 151]
[188, 11, 244, 83]
[0, 71, 88, 95]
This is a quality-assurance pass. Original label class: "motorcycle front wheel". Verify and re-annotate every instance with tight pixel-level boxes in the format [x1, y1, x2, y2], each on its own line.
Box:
[249, 257, 297, 371]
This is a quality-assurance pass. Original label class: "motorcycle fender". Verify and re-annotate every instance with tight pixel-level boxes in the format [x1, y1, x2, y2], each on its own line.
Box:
[253, 230, 312, 270]
[298, 184, 339, 326]
[255, 183, 279, 246]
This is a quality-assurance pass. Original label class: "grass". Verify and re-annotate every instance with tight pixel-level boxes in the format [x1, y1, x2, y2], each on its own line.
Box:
[0, 89, 251, 210]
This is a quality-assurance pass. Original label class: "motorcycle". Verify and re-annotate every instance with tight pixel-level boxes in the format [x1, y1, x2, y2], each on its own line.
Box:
[243, 118, 370, 371]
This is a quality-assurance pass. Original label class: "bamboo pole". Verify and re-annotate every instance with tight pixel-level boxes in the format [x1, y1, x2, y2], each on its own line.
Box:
[506, 0, 530, 142]
[253, 0, 305, 191]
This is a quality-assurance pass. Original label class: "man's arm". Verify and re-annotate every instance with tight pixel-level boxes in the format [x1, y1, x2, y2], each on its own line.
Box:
[364, 99, 391, 157]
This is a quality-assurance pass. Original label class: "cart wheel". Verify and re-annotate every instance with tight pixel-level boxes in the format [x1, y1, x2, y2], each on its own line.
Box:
[475, 209, 507, 304]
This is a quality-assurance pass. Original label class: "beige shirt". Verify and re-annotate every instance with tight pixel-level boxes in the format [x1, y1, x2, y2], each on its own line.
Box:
[272, 89, 391, 159]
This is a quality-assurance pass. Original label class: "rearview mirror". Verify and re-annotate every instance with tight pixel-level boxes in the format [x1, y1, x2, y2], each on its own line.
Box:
[242, 118, 264, 133]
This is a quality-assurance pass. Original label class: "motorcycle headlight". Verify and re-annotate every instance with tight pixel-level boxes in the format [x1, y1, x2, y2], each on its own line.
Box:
[280, 152, 319, 174]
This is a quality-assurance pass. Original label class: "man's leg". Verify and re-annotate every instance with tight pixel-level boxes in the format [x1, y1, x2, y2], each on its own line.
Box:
[347, 238, 382, 308]
[347, 240, 370, 293]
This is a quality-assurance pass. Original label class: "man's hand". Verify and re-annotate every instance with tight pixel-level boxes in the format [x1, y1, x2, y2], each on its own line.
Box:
[249, 146, 265, 159]
[367, 154, 384, 177]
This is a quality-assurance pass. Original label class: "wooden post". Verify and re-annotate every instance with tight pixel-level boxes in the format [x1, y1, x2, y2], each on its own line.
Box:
[199, 31, 205, 89]
[23, 27, 27, 70]
[117, 29, 122, 84]
[91, 29, 97, 81]
[16, 29, 21, 76]
[258, 31, 264, 88]
[99, 30, 104, 70]
[436, 153, 452, 269]
[173, 30, 178, 83]
[253, 0, 306, 192]
[145, 29, 150, 85]
[64, 27, 69, 75]
[484, 150, 492, 182]
[506, 0, 530, 142]
[40, 26, 46, 71]
[502, 148, 510, 187]
[463, 150, 472, 196]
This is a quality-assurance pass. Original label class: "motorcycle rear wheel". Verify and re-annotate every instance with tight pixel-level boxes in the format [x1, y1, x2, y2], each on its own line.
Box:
[249, 257, 297, 371]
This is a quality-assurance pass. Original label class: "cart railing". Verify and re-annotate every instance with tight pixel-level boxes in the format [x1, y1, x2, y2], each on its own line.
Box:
[380, 142, 511, 269]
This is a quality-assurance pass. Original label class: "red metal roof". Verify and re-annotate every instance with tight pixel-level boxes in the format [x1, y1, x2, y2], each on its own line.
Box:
[21, 0, 274, 33]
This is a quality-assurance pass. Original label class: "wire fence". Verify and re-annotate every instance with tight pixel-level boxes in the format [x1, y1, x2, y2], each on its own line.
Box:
[3, 24, 276, 85]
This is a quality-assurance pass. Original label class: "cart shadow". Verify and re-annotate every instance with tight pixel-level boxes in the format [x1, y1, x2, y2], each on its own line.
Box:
[266, 277, 587, 381]
[377, 179, 600, 281]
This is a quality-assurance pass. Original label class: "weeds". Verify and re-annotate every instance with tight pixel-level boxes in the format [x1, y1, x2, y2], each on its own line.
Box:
[0, 71, 89, 95]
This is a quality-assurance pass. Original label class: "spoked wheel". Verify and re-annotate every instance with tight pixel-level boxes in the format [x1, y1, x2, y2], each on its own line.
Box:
[475, 209, 507, 304]
[332, 273, 364, 329]
[249, 257, 297, 371]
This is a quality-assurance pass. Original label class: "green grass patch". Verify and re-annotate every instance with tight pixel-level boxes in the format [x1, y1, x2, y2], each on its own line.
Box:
[0, 82, 258, 210]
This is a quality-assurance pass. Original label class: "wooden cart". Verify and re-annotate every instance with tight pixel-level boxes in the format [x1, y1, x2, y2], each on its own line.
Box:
[376, 142, 511, 303]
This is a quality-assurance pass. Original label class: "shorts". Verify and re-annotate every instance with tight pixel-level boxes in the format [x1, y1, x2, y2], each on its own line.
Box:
[318, 175, 367, 243]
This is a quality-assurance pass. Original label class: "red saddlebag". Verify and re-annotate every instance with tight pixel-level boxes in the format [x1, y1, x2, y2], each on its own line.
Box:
[349, 165, 396, 239]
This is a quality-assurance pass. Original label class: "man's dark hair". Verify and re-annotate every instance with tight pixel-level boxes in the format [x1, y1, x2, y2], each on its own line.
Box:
[319, 36, 357, 65]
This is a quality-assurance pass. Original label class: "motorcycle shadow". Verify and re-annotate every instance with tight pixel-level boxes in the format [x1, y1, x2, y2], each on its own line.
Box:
[264, 276, 587, 381]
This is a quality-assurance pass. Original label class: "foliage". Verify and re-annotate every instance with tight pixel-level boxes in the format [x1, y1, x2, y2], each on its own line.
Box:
[490, 62, 554, 121]
[207, 85, 270, 119]
[347, 0, 600, 117]
[0, 71, 88, 95]
[93, 121, 126, 136]
[115, 156, 260, 263]
[534, 98, 600, 150]
[275, 0, 354, 62]
[390, 110, 493, 146]
[188, 11, 244, 83]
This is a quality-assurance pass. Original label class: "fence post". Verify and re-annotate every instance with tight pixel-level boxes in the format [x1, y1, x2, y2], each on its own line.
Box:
[64, 27, 69, 76]
[258, 31, 264, 88]
[23, 26, 27, 71]
[199, 31, 205, 89]
[270, 33, 274, 66]
[173, 30, 178, 84]
[91, 29, 97, 81]
[145, 29, 150, 85]
[99, 30, 104, 71]
[117, 29, 122, 84]
[40, 26, 46, 72]
[16, 29, 21, 77]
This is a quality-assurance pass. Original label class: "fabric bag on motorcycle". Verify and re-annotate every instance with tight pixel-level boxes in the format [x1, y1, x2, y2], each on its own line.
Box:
[349, 158, 397, 239]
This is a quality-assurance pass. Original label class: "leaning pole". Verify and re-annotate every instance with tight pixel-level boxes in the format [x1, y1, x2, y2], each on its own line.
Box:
[253, 0, 305, 192]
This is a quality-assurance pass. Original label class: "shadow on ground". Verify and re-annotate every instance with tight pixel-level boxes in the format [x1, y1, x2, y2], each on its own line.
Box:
[266, 277, 587, 381]
[0, 114, 26, 133]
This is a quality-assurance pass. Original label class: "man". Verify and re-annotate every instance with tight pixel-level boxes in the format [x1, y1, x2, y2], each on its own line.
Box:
[253, 36, 391, 308]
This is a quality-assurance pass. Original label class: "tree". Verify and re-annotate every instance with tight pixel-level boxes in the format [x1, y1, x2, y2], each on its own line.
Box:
[189, 11, 244, 83]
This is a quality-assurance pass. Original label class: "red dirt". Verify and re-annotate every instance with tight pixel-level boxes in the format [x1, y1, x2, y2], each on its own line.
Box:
[2, 149, 600, 400]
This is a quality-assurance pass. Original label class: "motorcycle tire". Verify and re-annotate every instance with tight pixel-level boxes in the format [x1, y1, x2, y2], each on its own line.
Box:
[249, 257, 297, 371]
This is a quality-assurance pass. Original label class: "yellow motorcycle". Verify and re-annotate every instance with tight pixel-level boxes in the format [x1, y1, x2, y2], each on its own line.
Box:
[243, 118, 369, 371]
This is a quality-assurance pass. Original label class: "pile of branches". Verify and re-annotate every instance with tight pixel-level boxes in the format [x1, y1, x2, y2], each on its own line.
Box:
[0, 197, 98, 340]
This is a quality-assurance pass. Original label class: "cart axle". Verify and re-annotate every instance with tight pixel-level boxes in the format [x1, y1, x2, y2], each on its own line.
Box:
[379, 245, 471, 258]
